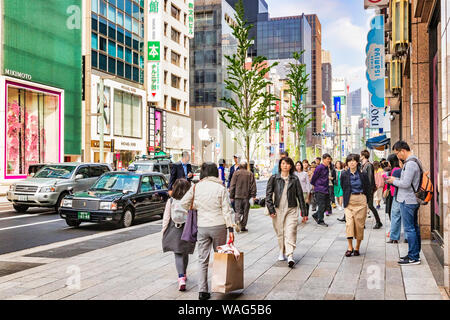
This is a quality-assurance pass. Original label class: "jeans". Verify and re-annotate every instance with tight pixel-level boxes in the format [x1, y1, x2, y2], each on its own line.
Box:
[400, 202, 421, 260]
[313, 192, 329, 223]
[389, 199, 402, 241]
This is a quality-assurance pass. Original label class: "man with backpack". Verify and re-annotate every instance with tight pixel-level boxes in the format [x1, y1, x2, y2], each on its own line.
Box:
[387, 141, 428, 265]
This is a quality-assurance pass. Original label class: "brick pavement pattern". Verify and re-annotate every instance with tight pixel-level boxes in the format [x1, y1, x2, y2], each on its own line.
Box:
[0, 207, 445, 300]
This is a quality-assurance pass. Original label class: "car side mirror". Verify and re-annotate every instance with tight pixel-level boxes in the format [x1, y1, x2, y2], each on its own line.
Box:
[75, 174, 84, 180]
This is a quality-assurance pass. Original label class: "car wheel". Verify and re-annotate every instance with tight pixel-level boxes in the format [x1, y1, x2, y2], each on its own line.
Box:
[118, 208, 134, 228]
[55, 192, 68, 212]
[13, 204, 29, 213]
[66, 219, 81, 227]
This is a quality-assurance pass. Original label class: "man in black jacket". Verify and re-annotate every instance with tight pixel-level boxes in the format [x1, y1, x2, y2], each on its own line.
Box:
[360, 150, 383, 229]
[168, 151, 193, 195]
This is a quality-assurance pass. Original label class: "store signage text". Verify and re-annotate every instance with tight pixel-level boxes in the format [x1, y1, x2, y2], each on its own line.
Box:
[148, 0, 162, 102]
[4, 69, 32, 80]
[120, 141, 137, 147]
[188, 0, 195, 39]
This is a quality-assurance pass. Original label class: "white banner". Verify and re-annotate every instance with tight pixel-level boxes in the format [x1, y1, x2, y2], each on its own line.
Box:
[369, 102, 385, 128]
[147, 0, 162, 102]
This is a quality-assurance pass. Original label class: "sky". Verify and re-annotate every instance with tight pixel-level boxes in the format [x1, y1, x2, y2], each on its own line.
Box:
[265, 0, 378, 109]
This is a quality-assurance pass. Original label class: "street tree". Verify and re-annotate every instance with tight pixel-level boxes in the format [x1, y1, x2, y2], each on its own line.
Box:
[218, 0, 279, 167]
[285, 51, 314, 160]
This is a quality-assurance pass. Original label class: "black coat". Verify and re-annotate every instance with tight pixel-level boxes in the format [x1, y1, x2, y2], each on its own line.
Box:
[266, 174, 307, 215]
[361, 161, 376, 192]
[168, 162, 192, 190]
[340, 169, 371, 208]
[227, 164, 239, 188]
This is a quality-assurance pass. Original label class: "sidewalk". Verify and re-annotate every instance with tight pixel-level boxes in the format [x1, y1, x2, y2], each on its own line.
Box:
[0, 207, 447, 300]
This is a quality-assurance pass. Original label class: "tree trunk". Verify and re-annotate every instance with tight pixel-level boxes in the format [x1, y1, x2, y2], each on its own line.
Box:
[246, 135, 250, 171]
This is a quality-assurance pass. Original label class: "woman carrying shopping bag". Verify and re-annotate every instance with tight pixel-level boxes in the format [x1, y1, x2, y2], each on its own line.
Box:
[266, 157, 308, 267]
[180, 162, 234, 301]
[161, 178, 194, 291]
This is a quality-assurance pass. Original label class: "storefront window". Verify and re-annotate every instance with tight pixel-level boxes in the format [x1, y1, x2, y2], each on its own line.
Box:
[113, 89, 141, 138]
[6, 85, 59, 177]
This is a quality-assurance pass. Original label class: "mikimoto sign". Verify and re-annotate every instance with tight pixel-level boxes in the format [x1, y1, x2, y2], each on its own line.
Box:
[364, 0, 389, 9]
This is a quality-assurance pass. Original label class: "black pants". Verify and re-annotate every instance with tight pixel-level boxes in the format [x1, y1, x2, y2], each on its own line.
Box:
[329, 185, 335, 204]
[313, 192, 329, 223]
[367, 193, 381, 224]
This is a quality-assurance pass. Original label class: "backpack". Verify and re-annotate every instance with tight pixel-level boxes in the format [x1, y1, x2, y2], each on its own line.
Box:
[403, 158, 434, 205]
[170, 198, 188, 227]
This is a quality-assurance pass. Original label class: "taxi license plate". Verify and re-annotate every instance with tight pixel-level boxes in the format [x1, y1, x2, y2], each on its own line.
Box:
[78, 212, 90, 220]
[18, 195, 28, 201]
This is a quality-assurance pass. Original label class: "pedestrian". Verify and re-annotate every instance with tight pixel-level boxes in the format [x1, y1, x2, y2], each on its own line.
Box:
[310, 153, 333, 227]
[227, 155, 240, 189]
[360, 150, 383, 229]
[218, 159, 226, 186]
[334, 161, 344, 210]
[295, 160, 311, 223]
[340, 154, 370, 257]
[385, 154, 404, 244]
[327, 159, 337, 214]
[168, 151, 193, 195]
[266, 157, 307, 267]
[272, 151, 289, 175]
[161, 179, 195, 291]
[315, 157, 321, 166]
[386, 141, 422, 265]
[373, 161, 384, 209]
[308, 162, 317, 212]
[229, 160, 257, 233]
[180, 162, 235, 300]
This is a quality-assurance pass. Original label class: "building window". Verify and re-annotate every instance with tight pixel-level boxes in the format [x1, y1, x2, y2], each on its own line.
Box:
[184, 35, 187, 48]
[164, 0, 168, 12]
[195, 11, 213, 26]
[171, 98, 180, 112]
[171, 50, 181, 66]
[171, 4, 180, 20]
[164, 70, 168, 84]
[164, 22, 168, 36]
[184, 57, 187, 69]
[164, 95, 168, 108]
[171, 27, 181, 43]
[5, 85, 60, 176]
[184, 13, 187, 25]
[171, 74, 181, 89]
[184, 101, 187, 113]
[184, 79, 187, 92]
[164, 46, 168, 60]
[113, 89, 142, 138]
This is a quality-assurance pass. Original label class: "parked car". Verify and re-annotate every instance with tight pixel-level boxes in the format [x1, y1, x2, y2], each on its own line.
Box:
[7, 163, 112, 213]
[131, 157, 171, 181]
[59, 171, 169, 228]
[27, 164, 46, 177]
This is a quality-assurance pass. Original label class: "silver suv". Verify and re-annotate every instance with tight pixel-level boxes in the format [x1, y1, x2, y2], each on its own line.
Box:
[7, 163, 112, 213]
[131, 160, 171, 181]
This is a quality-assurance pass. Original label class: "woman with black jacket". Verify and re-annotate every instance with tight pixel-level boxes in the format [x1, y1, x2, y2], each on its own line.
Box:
[340, 154, 371, 257]
[266, 157, 308, 267]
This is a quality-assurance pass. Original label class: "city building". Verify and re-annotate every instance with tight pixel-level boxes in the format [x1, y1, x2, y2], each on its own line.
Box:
[190, 0, 238, 165]
[147, 0, 193, 162]
[84, 0, 147, 169]
[382, 0, 449, 293]
[331, 77, 350, 161]
[0, 0, 82, 184]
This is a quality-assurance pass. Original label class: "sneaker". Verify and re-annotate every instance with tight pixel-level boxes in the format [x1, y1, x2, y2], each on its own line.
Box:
[386, 240, 399, 244]
[398, 258, 421, 265]
[400, 255, 421, 261]
[287, 256, 295, 268]
[373, 222, 383, 229]
[312, 215, 319, 223]
[337, 216, 346, 222]
[199, 292, 211, 300]
[318, 221, 328, 227]
[278, 251, 287, 261]
[178, 277, 186, 291]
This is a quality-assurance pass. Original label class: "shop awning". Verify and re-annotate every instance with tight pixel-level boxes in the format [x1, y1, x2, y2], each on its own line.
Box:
[366, 134, 390, 151]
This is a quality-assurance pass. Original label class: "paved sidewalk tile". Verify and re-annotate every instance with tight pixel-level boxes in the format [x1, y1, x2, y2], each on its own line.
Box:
[0, 206, 445, 300]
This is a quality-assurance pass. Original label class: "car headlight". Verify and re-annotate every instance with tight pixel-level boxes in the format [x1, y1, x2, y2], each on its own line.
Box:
[62, 199, 73, 208]
[40, 186, 56, 193]
[9, 185, 15, 191]
[99, 202, 117, 211]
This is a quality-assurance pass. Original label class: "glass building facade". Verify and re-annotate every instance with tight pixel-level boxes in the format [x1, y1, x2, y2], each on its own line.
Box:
[91, 0, 144, 84]
[190, 0, 237, 107]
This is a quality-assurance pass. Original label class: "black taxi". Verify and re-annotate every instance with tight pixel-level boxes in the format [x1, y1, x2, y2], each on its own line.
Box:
[59, 169, 169, 228]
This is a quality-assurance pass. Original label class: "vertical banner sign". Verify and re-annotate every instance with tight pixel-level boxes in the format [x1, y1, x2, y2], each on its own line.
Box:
[366, 15, 385, 129]
[187, 0, 195, 39]
[148, 0, 162, 102]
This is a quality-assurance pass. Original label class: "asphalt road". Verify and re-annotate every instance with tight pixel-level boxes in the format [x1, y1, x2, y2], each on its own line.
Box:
[0, 179, 268, 256]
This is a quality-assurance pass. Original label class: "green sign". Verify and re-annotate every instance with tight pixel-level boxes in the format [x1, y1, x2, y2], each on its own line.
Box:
[149, 0, 159, 13]
[148, 41, 160, 61]
[188, 1, 194, 38]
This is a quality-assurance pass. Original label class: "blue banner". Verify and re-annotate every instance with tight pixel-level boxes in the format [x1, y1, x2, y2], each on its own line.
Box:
[333, 96, 341, 113]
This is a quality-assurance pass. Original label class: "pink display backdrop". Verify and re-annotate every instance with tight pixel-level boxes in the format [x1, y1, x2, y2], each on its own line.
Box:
[4, 80, 62, 180]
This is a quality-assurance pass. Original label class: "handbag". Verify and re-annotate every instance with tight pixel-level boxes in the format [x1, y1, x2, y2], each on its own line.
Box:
[181, 185, 198, 243]
[211, 242, 244, 293]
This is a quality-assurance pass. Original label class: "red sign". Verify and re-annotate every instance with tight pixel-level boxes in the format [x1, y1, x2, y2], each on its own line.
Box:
[275, 101, 280, 113]
[148, 146, 154, 152]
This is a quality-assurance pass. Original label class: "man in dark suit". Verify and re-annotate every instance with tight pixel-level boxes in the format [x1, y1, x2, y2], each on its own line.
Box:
[168, 151, 193, 195]
[227, 154, 241, 190]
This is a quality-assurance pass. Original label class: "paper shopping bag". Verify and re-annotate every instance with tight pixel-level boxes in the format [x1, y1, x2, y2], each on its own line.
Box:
[211, 252, 244, 293]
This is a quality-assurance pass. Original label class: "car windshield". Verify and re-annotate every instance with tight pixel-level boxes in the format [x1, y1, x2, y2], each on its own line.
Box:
[134, 164, 152, 171]
[90, 174, 140, 192]
[34, 165, 76, 179]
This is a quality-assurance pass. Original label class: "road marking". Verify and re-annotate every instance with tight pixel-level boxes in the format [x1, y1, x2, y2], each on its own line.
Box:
[0, 212, 55, 221]
[0, 219, 63, 231]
